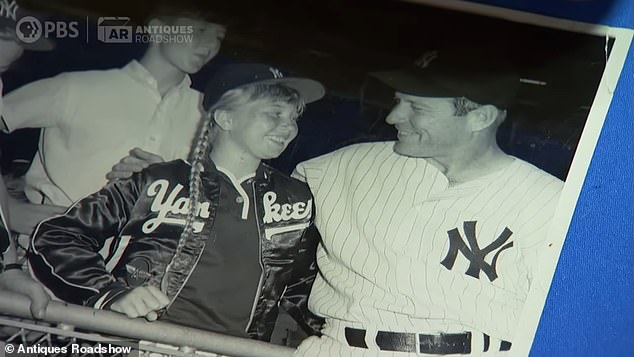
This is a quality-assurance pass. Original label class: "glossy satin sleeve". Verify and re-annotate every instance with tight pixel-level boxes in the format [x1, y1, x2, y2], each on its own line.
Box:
[28, 172, 145, 305]
[279, 201, 324, 336]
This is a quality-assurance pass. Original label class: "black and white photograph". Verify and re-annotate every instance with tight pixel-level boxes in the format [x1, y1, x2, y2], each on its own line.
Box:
[0, 0, 631, 356]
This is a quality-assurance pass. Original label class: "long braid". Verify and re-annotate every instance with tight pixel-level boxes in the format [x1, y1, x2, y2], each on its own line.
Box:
[154, 83, 305, 301]
[155, 115, 214, 297]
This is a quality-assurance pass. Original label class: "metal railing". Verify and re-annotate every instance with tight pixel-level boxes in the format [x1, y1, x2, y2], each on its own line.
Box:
[0, 290, 295, 357]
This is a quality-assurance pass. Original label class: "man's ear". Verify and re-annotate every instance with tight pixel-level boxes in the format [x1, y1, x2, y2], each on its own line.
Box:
[466, 105, 500, 132]
[213, 110, 232, 131]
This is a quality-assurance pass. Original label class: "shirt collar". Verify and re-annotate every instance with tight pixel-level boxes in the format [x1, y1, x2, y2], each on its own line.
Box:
[204, 159, 267, 182]
[122, 60, 192, 92]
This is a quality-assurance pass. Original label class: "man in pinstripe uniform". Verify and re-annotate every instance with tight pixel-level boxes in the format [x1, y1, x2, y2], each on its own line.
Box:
[293, 49, 563, 356]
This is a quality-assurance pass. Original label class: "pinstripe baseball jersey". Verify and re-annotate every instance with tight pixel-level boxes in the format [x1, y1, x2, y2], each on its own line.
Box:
[292, 141, 563, 356]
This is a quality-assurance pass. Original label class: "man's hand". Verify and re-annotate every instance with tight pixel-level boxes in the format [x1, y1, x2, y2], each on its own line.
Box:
[8, 197, 66, 235]
[109, 286, 170, 321]
[0, 269, 50, 319]
[106, 148, 164, 181]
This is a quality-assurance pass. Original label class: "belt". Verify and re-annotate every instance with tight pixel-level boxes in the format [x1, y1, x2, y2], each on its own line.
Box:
[344, 327, 512, 354]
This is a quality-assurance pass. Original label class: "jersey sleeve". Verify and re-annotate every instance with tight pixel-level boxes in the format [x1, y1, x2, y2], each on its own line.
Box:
[518, 177, 563, 284]
[291, 159, 321, 185]
[292, 147, 346, 196]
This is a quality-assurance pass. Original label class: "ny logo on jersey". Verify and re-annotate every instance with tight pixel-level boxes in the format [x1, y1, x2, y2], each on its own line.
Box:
[440, 221, 514, 282]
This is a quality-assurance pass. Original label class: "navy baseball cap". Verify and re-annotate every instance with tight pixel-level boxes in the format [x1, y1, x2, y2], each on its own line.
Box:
[0, 0, 54, 51]
[203, 63, 325, 110]
[371, 48, 520, 109]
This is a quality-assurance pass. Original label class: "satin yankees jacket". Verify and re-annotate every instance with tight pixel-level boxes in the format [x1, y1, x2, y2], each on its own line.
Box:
[29, 159, 322, 341]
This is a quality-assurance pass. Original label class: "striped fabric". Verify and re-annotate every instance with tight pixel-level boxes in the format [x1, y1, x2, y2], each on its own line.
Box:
[293, 142, 563, 356]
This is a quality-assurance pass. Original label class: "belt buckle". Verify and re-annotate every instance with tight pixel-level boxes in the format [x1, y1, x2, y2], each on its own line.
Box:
[415, 333, 422, 355]
[415, 333, 441, 355]
[415, 331, 471, 355]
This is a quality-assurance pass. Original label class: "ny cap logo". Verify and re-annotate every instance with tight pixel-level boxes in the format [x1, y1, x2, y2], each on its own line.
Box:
[269, 67, 284, 79]
[0, 0, 18, 20]
[414, 50, 439, 69]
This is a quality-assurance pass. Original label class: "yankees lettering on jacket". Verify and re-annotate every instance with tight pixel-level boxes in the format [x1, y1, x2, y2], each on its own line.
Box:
[263, 191, 312, 224]
[142, 180, 312, 237]
[142, 179, 210, 234]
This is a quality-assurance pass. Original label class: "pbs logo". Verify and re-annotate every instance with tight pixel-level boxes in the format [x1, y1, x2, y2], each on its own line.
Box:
[15, 16, 79, 44]
[15, 16, 42, 44]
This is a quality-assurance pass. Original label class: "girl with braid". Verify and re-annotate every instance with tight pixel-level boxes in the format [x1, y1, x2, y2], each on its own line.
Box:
[28, 63, 326, 341]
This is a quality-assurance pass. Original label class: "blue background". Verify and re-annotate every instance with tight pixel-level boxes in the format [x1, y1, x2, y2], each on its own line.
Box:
[466, 0, 632, 356]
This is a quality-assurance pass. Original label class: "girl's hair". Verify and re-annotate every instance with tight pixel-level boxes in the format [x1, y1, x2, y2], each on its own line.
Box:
[159, 83, 304, 298]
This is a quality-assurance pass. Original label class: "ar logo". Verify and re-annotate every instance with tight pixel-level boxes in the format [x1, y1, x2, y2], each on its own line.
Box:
[440, 221, 514, 282]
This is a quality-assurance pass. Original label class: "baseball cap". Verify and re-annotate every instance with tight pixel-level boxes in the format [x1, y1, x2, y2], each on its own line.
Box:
[203, 63, 326, 110]
[0, 0, 54, 51]
[371, 48, 520, 109]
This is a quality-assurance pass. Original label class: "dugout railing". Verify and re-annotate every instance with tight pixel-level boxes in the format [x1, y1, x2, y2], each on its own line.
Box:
[0, 290, 296, 357]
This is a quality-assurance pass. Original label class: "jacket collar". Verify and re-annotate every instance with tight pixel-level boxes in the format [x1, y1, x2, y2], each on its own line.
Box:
[202, 158, 271, 183]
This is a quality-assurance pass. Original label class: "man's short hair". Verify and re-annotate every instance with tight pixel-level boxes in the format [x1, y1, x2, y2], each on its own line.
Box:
[453, 97, 482, 116]
[453, 97, 507, 128]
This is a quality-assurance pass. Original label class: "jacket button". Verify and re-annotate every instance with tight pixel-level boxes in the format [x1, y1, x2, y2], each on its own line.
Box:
[235, 196, 244, 204]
